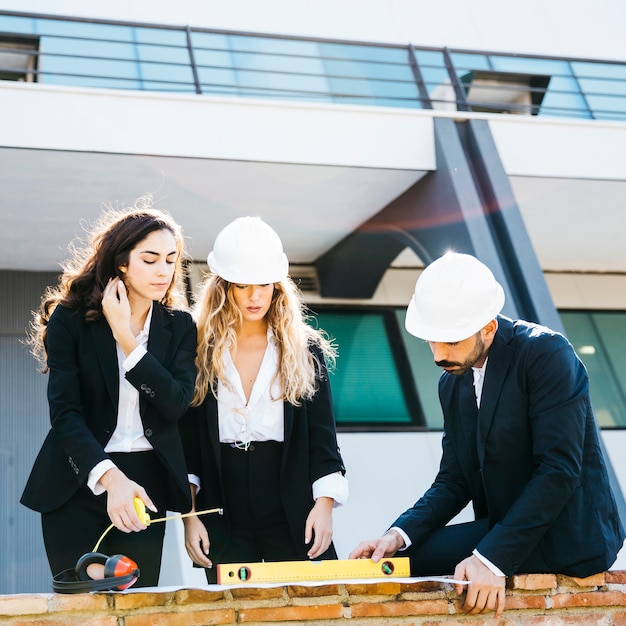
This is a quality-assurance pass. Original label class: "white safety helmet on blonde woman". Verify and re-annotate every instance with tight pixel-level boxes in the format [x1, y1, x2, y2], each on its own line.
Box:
[405, 252, 505, 343]
[207, 216, 289, 284]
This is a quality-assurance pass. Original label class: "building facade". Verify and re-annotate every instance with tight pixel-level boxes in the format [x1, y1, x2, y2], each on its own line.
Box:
[1, 0, 626, 593]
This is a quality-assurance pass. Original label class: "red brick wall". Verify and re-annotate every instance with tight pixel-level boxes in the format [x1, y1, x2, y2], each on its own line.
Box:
[2, 572, 626, 625]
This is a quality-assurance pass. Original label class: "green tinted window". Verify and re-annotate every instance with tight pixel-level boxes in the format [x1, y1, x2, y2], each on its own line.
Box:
[313, 310, 418, 427]
[393, 310, 444, 429]
[560, 311, 626, 428]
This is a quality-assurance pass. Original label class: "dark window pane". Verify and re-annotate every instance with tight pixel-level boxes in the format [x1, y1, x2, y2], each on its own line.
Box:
[560, 311, 626, 428]
[313, 311, 413, 425]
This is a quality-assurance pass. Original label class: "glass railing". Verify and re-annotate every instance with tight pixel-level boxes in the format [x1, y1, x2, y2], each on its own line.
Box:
[1, 11, 625, 121]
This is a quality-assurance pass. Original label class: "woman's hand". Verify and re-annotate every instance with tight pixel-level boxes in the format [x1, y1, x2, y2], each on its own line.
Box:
[305, 496, 334, 559]
[101, 278, 138, 355]
[100, 467, 156, 532]
[184, 515, 212, 568]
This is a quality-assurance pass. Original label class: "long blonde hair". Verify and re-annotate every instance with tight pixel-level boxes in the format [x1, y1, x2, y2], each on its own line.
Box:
[191, 273, 336, 407]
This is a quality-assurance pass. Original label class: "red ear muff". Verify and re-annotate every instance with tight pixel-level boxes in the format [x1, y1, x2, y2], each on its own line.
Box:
[103, 554, 139, 590]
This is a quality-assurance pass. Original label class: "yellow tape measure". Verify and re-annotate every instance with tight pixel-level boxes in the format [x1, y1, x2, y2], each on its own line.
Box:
[217, 557, 410, 585]
[92, 498, 223, 553]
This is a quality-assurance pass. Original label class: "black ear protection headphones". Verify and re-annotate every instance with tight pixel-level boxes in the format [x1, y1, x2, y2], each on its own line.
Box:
[52, 552, 140, 594]
[50, 499, 222, 593]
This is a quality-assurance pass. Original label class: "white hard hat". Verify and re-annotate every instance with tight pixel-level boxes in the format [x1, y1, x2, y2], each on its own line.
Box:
[207, 216, 289, 284]
[405, 252, 505, 342]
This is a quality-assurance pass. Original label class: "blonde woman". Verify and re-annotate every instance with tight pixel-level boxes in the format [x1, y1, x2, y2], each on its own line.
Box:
[21, 199, 196, 587]
[180, 217, 348, 583]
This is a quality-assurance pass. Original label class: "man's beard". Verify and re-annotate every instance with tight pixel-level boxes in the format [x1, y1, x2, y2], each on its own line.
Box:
[435, 333, 486, 376]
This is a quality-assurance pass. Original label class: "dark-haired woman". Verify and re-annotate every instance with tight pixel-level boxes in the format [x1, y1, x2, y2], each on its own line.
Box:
[21, 197, 196, 587]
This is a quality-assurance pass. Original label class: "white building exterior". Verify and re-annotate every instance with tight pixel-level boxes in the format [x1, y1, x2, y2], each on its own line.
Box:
[1, 0, 626, 592]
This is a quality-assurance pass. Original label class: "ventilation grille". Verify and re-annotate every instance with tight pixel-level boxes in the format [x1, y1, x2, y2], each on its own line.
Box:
[290, 266, 320, 293]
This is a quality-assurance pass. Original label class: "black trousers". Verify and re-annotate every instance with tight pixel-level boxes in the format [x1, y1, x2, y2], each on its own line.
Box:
[405, 518, 550, 576]
[41, 451, 170, 587]
[205, 442, 300, 584]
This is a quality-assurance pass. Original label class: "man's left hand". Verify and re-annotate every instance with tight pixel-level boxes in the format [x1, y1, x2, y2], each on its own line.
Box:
[453, 555, 506, 618]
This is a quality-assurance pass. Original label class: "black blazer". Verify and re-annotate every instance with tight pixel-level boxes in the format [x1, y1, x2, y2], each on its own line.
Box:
[393, 316, 625, 577]
[179, 346, 346, 563]
[21, 303, 196, 515]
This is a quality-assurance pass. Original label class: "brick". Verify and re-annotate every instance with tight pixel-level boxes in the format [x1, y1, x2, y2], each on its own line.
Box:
[509, 573, 557, 590]
[49, 592, 110, 612]
[287, 583, 342, 597]
[559, 572, 606, 587]
[400, 580, 448, 593]
[524, 615, 610, 625]
[239, 604, 344, 622]
[502, 593, 546, 610]
[230, 585, 284, 600]
[11, 618, 117, 626]
[175, 588, 226, 604]
[0, 594, 49, 616]
[125, 609, 236, 626]
[114, 591, 170, 610]
[351, 598, 449, 617]
[614, 611, 626, 626]
[344, 581, 401, 595]
[420, 615, 512, 626]
[606, 570, 626, 584]
[550, 590, 626, 608]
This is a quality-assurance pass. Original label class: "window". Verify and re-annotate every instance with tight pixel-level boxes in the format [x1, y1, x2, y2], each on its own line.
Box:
[560, 311, 626, 428]
[311, 308, 440, 429]
[0, 34, 38, 82]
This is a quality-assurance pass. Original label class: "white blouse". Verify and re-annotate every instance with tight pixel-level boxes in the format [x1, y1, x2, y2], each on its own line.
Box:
[196, 331, 348, 506]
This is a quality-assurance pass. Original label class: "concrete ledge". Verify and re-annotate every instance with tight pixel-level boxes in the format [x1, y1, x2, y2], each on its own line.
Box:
[2, 572, 626, 624]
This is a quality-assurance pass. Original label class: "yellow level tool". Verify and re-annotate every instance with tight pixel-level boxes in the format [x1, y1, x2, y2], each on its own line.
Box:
[217, 557, 410, 584]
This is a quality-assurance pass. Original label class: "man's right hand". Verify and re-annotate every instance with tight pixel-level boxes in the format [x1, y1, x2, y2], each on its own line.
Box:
[348, 530, 405, 562]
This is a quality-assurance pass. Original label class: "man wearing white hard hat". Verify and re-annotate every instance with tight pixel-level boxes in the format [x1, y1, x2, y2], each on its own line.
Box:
[350, 252, 624, 618]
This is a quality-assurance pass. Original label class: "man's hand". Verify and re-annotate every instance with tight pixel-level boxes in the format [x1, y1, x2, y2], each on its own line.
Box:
[453, 555, 506, 618]
[348, 530, 405, 562]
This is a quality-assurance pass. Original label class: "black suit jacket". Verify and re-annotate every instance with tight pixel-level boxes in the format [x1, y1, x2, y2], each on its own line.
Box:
[393, 316, 625, 577]
[21, 303, 196, 514]
[179, 346, 346, 563]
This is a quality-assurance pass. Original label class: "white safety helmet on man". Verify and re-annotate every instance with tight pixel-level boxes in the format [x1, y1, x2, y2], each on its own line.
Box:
[405, 252, 505, 343]
[208, 216, 289, 284]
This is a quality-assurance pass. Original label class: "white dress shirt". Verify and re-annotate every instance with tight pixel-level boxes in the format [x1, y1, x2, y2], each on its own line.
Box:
[191, 331, 348, 506]
[87, 304, 153, 494]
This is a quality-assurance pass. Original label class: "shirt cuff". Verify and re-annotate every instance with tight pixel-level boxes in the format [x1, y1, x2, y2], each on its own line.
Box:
[188, 474, 201, 494]
[87, 459, 116, 495]
[312, 471, 349, 507]
[473, 549, 506, 577]
[388, 526, 411, 550]
[123, 345, 147, 371]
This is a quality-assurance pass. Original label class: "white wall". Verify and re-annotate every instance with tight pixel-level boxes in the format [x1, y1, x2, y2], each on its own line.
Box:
[3, 0, 626, 62]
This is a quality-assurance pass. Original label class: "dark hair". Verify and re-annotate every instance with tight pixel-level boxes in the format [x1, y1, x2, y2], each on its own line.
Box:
[30, 196, 187, 370]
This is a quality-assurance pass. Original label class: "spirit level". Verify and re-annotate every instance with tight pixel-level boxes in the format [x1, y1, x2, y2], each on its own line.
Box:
[217, 557, 410, 584]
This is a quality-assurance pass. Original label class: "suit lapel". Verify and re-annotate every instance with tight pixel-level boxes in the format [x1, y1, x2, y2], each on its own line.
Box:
[206, 397, 222, 468]
[282, 402, 294, 474]
[147, 303, 172, 365]
[90, 316, 119, 408]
